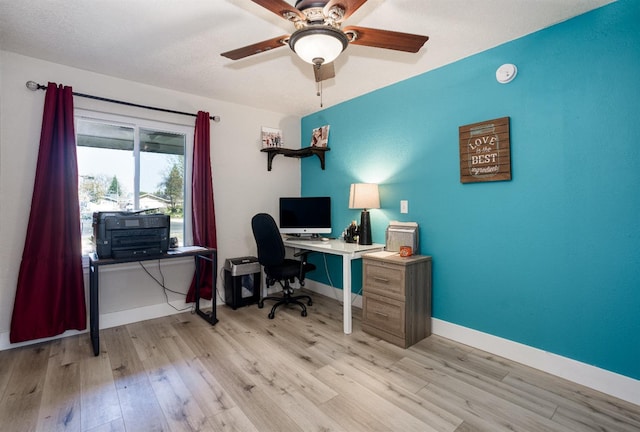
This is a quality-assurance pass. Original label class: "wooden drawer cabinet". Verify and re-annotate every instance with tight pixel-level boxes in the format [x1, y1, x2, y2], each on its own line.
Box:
[362, 254, 432, 348]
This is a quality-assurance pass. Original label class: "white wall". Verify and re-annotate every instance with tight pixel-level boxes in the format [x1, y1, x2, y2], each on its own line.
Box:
[0, 51, 301, 349]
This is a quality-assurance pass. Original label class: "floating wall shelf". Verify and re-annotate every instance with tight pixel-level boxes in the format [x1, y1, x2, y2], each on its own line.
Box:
[260, 147, 330, 171]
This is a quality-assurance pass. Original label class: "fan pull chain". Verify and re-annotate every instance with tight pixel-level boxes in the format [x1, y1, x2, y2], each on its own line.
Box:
[317, 80, 323, 107]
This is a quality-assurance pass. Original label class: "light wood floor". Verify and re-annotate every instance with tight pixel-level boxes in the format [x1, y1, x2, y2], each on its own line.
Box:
[1, 291, 638, 432]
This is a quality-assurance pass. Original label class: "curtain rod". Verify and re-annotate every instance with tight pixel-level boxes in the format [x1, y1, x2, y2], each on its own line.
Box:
[25, 81, 220, 122]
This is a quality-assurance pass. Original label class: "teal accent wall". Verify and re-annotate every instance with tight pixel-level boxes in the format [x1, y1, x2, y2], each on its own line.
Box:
[301, 1, 640, 380]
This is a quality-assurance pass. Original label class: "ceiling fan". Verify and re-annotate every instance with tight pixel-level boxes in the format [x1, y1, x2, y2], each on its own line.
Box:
[221, 0, 429, 84]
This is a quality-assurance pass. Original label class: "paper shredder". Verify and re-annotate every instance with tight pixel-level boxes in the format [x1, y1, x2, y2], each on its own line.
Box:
[223, 256, 261, 309]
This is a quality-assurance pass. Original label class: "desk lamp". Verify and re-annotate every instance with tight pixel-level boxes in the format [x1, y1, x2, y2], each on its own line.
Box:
[349, 183, 380, 245]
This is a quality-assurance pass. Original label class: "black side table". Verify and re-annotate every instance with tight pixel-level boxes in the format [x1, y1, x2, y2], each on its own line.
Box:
[88, 247, 217, 356]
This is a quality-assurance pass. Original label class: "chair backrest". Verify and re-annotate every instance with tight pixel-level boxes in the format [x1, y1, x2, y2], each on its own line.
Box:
[251, 213, 286, 267]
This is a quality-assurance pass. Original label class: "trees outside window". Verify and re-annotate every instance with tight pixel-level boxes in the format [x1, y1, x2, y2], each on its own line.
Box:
[160, 159, 184, 214]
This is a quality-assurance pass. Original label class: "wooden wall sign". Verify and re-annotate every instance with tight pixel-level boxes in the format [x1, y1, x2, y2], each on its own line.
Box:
[459, 116, 511, 183]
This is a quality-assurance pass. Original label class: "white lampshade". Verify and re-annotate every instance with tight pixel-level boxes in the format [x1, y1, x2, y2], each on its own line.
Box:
[289, 26, 348, 65]
[349, 183, 380, 210]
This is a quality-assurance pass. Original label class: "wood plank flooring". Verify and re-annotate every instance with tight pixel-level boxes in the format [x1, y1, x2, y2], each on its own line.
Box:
[0, 291, 638, 432]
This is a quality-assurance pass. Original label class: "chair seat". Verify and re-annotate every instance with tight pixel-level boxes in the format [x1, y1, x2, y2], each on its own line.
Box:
[265, 259, 316, 280]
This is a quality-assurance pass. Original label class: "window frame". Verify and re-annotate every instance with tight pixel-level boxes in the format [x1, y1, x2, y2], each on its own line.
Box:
[74, 109, 195, 253]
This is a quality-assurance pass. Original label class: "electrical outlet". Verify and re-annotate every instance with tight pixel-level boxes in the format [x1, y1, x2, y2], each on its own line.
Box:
[400, 200, 408, 214]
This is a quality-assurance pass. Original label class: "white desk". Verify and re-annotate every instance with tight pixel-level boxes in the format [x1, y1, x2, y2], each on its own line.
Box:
[283, 238, 384, 334]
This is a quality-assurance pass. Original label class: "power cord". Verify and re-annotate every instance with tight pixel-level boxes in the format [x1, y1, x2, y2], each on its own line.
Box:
[320, 253, 362, 304]
[138, 261, 194, 312]
[217, 267, 227, 305]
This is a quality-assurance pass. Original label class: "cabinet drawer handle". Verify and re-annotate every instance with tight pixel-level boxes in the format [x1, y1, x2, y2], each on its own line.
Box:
[374, 311, 389, 318]
[373, 276, 389, 283]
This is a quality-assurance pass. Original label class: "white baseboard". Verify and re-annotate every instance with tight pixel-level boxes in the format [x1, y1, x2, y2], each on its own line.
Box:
[0, 299, 212, 352]
[98, 299, 209, 329]
[431, 318, 640, 406]
[303, 279, 363, 308]
[0, 328, 87, 352]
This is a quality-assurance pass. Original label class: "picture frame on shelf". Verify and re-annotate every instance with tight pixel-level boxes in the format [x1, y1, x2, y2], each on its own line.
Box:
[310, 125, 330, 148]
[261, 127, 283, 148]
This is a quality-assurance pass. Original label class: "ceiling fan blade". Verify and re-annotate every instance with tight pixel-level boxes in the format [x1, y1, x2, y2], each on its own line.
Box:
[343, 26, 429, 53]
[314, 62, 335, 82]
[323, 0, 368, 22]
[221, 35, 289, 60]
[251, 0, 306, 22]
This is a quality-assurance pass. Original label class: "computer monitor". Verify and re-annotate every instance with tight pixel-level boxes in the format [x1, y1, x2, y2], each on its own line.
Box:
[279, 196, 331, 236]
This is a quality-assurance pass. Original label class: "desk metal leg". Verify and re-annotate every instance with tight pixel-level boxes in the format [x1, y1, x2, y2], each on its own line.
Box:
[194, 252, 219, 325]
[342, 255, 352, 334]
[89, 261, 100, 356]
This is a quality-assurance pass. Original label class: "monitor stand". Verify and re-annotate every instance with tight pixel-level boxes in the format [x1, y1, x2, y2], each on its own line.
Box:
[286, 234, 321, 241]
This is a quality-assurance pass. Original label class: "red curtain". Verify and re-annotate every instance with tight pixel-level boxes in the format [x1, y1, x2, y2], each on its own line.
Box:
[186, 111, 217, 302]
[10, 83, 86, 343]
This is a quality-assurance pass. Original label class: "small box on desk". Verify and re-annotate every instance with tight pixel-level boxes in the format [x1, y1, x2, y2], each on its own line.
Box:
[223, 256, 261, 309]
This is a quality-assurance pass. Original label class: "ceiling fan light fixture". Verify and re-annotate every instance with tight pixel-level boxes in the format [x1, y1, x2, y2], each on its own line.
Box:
[289, 25, 348, 65]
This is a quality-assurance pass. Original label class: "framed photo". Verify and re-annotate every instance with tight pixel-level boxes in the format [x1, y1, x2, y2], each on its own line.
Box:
[310, 125, 330, 148]
[261, 127, 283, 148]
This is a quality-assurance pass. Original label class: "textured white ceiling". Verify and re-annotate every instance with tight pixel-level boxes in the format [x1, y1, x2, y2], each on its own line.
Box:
[0, 0, 614, 117]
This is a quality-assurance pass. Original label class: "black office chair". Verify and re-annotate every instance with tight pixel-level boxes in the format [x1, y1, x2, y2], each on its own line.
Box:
[251, 213, 315, 319]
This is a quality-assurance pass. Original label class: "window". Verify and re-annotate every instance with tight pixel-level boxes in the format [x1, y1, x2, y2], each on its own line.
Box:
[75, 110, 194, 255]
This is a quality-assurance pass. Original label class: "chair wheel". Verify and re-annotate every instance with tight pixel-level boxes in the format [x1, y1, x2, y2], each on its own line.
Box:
[301, 310, 307, 317]
[307, 300, 313, 306]
[258, 301, 264, 309]
[268, 312, 275, 319]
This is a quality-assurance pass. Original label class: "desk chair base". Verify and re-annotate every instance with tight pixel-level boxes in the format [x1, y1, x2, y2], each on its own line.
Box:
[258, 286, 313, 319]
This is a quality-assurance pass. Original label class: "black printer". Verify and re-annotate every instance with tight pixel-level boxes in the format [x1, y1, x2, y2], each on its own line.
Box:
[92, 211, 170, 259]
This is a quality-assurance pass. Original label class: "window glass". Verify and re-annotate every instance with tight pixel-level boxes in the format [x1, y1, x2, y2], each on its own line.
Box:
[140, 128, 186, 243]
[75, 111, 193, 255]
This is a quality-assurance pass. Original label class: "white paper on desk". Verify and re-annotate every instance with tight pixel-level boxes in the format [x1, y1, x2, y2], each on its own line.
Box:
[168, 246, 208, 254]
[365, 251, 399, 258]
